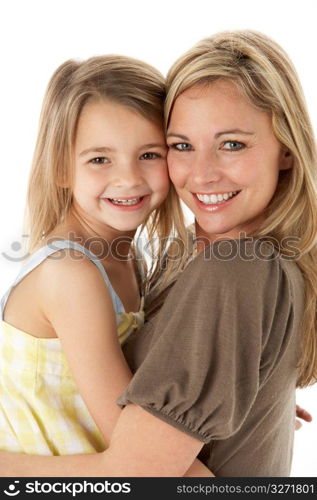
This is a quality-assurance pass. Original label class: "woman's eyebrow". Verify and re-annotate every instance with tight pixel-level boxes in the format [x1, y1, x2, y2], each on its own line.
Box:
[214, 129, 254, 138]
[166, 133, 190, 140]
[167, 130, 254, 141]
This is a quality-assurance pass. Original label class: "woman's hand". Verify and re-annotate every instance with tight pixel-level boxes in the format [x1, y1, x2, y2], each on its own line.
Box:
[295, 404, 312, 430]
[0, 451, 22, 477]
[183, 459, 214, 477]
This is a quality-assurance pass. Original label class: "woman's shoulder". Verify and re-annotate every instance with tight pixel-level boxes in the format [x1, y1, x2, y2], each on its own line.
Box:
[180, 237, 300, 294]
[192, 237, 279, 268]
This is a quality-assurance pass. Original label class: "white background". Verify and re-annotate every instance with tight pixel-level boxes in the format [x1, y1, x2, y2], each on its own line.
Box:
[0, 0, 316, 476]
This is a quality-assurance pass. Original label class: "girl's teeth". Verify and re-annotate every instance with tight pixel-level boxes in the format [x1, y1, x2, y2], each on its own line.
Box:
[196, 191, 239, 205]
[110, 197, 141, 206]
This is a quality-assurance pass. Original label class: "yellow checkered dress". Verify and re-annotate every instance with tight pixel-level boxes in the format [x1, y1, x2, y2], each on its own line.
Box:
[0, 241, 144, 455]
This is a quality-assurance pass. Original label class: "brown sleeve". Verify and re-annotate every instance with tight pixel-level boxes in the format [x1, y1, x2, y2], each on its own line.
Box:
[118, 239, 292, 443]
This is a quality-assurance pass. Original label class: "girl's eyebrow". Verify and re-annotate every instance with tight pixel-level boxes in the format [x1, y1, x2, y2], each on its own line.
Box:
[141, 143, 167, 149]
[79, 146, 113, 156]
[80, 143, 167, 156]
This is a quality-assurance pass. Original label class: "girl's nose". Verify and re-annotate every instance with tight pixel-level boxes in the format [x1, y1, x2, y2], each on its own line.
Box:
[112, 162, 143, 188]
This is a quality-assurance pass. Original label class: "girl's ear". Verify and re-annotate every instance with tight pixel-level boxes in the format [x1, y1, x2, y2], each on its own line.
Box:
[279, 148, 293, 171]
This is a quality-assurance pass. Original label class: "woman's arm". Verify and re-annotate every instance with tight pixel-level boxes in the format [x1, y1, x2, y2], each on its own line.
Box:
[0, 400, 308, 477]
[0, 405, 208, 476]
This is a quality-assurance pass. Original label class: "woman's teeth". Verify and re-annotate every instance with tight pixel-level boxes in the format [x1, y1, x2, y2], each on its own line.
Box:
[109, 197, 142, 206]
[196, 191, 239, 205]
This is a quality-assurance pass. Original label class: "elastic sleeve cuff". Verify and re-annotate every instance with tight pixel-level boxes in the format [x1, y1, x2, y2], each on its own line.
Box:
[117, 396, 211, 444]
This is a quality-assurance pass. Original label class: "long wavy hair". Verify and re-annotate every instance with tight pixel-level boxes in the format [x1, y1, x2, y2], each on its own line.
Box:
[163, 30, 317, 387]
[25, 54, 182, 295]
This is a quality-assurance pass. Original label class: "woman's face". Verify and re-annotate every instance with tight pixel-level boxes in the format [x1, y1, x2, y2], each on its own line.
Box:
[167, 79, 291, 242]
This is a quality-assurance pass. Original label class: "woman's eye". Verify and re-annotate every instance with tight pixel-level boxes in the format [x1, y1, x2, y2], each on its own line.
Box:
[222, 141, 245, 151]
[89, 157, 110, 165]
[140, 152, 161, 160]
[169, 143, 193, 151]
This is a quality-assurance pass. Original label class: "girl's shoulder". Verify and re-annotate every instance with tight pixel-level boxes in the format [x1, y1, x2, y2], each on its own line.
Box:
[19, 240, 101, 285]
[31, 240, 118, 299]
[4, 240, 118, 310]
[1, 241, 108, 336]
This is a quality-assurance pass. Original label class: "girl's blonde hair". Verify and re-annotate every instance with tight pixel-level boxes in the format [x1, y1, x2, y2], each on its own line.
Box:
[26, 54, 182, 294]
[164, 30, 317, 387]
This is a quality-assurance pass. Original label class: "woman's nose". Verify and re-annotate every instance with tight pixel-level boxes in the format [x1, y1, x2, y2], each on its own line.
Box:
[189, 151, 222, 186]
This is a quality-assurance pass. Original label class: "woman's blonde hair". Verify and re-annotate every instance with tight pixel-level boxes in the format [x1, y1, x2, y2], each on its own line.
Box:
[164, 30, 317, 387]
[26, 54, 182, 294]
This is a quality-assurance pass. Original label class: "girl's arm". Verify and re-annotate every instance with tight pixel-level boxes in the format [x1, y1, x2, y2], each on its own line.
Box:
[0, 252, 212, 477]
[38, 251, 132, 441]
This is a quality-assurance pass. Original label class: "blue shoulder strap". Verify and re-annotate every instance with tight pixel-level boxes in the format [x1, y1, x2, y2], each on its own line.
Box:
[1, 240, 125, 319]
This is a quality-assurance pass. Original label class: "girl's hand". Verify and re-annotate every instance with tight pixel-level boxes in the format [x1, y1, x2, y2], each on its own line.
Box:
[295, 404, 312, 430]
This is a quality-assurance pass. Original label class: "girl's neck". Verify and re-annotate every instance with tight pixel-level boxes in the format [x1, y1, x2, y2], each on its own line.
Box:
[46, 209, 136, 261]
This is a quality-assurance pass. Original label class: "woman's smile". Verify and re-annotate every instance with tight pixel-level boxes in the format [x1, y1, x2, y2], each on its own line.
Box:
[193, 190, 241, 211]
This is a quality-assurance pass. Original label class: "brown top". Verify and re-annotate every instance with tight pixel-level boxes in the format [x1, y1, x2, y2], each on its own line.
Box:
[118, 238, 305, 477]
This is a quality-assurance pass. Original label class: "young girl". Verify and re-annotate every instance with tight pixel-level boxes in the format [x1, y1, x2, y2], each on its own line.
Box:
[0, 55, 212, 477]
[1, 31, 316, 476]
[0, 54, 171, 455]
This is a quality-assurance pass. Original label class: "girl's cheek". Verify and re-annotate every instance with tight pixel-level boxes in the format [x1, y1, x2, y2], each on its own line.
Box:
[161, 160, 169, 176]
[168, 162, 186, 187]
[149, 165, 170, 193]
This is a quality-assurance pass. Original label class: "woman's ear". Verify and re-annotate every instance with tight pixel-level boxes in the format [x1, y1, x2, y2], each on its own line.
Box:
[279, 148, 293, 171]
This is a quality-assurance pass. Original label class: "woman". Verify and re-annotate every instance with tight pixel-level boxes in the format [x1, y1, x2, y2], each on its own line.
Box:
[1, 30, 316, 477]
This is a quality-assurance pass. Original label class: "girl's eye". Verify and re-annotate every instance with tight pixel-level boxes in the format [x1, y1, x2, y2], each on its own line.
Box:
[89, 157, 110, 165]
[169, 143, 193, 151]
[140, 152, 161, 160]
[222, 141, 245, 151]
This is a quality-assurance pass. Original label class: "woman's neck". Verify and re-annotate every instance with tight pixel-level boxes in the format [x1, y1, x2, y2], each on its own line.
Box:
[194, 217, 263, 253]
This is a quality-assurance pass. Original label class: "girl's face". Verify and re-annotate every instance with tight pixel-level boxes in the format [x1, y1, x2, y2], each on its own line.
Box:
[72, 99, 169, 234]
[167, 80, 292, 242]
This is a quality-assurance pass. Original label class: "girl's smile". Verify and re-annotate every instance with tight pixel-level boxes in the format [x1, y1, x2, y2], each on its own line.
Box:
[101, 194, 150, 211]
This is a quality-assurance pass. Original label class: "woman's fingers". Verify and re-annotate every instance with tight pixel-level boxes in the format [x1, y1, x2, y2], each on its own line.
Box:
[296, 404, 313, 423]
[295, 419, 302, 431]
